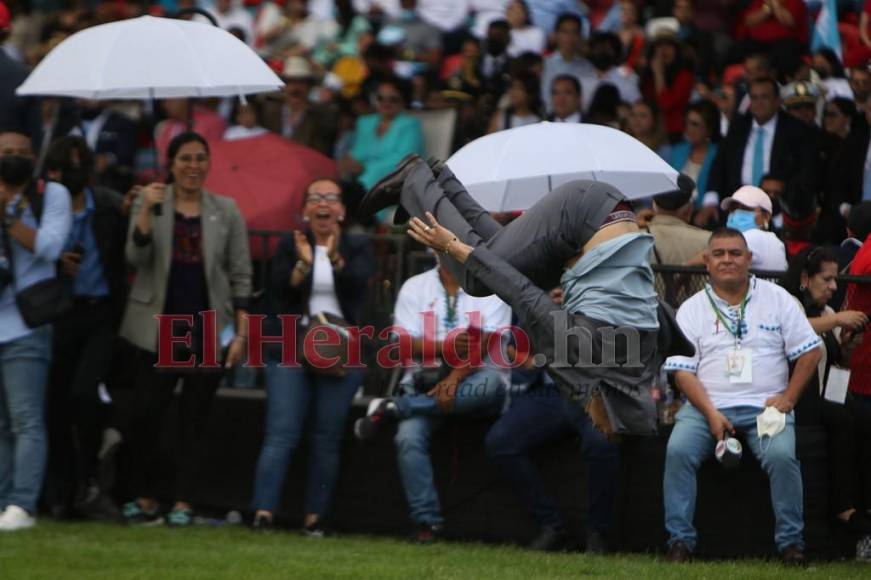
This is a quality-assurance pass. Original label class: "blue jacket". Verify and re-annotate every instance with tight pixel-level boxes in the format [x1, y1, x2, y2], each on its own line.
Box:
[668, 141, 718, 208]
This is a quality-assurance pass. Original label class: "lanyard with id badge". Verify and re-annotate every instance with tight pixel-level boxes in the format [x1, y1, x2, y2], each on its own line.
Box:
[705, 287, 752, 383]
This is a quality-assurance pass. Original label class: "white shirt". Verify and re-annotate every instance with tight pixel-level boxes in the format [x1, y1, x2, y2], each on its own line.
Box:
[579, 67, 641, 113]
[223, 125, 269, 141]
[308, 246, 343, 319]
[196, 2, 255, 46]
[352, 0, 400, 18]
[418, 0, 470, 32]
[552, 111, 582, 123]
[393, 268, 512, 385]
[508, 25, 547, 56]
[741, 114, 777, 186]
[664, 277, 821, 409]
[743, 229, 787, 272]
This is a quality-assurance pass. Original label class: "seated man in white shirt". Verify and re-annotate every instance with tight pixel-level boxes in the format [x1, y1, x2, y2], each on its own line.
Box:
[662, 228, 822, 565]
[355, 259, 511, 543]
[722, 185, 788, 272]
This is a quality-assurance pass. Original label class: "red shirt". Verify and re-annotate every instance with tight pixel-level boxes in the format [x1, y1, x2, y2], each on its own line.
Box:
[743, 0, 808, 44]
[642, 69, 694, 137]
[847, 235, 871, 396]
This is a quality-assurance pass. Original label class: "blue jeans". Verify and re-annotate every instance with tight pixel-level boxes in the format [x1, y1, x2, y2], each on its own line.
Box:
[394, 369, 506, 526]
[251, 364, 362, 516]
[0, 327, 52, 514]
[663, 404, 804, 552]
[485, 381, 618, 533]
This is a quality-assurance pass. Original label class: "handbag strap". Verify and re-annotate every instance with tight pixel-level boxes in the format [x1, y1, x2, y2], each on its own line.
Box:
[0, 214, 18, 293]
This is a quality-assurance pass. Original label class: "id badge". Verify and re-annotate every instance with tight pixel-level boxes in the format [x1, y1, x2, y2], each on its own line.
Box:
[727, 348, 753, 383]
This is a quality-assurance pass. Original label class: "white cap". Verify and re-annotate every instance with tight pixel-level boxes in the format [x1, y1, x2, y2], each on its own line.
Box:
[720, 185, 773, 214]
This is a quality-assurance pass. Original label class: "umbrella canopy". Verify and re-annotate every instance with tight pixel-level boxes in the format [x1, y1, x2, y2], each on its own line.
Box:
[446, 122, 682, 211]
[16, 15, 283, 99]
[205, 134, 337, 260]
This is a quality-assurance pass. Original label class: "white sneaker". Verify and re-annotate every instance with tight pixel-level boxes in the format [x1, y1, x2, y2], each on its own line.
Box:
[0, 505, 35, 531]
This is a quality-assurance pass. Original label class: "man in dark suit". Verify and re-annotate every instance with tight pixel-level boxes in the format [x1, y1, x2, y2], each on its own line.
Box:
[260, 56, 338, 158]
[704, 76, 819, 226]
[546, 75, 583, 123]
[829, 92, 871, 238]
[0, 6, 39, 143]
[73, 101, 138, 194]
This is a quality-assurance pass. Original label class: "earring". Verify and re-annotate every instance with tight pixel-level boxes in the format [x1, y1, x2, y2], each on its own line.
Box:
[302, 216, 310, 223]
[799, 285, 806, 292]
[338, 215, 345, 222]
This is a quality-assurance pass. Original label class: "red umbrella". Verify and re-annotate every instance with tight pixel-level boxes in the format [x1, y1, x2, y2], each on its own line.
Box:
[205, 133, 337, 259]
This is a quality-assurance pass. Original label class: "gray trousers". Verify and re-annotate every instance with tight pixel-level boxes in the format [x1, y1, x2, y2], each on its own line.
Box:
[400, 162, 626, 296]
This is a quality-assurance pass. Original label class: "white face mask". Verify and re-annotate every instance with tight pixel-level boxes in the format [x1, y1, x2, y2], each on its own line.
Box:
[756, 406, 786, 450]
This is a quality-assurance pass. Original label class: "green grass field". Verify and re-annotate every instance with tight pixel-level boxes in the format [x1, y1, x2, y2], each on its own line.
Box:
[1, 523, 869, 579]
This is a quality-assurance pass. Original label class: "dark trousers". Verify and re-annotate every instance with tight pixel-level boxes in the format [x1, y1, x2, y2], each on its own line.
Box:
[401, 163, 624, 296]
[128, 350, 222, 503]
[485, 380, 619, 534]
[45, 299, 114, 509]
[851, 393, 871, 511]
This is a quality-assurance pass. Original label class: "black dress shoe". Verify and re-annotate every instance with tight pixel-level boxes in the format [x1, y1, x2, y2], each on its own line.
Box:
[666, 541, 692, 563]
[529, 526, 570, 552]
[781, 544, 807, 566]
[357, 154, 422, 219]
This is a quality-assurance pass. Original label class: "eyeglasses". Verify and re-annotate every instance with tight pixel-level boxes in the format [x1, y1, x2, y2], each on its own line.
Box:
[306, 193, 342, 204]
[376, 94, 402, 104]
[823, 109, 840, 118]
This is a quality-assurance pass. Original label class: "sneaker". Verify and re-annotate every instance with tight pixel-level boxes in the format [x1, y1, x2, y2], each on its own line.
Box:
[410, 523, 443, 545]
[856, 535, 871, 562]
[122, 501, 164, 526]
[251, 513, 275, 533]
[302, 521, 326, 538]
[529, 526, 570, 552]
[166, 508, 194, 527]
[0, 505, 35, 531]
[354, 398, 397, 441]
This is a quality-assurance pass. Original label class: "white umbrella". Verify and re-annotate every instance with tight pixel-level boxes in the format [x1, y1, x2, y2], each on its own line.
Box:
[16, 15, 283, 99]
[446, 122, 682, 211]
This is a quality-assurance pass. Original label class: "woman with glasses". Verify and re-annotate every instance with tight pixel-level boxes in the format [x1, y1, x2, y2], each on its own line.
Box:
[667, 100, 722, 219]
[781, 247, 871, 552]
[120, 131, 252, 526]
[338, 77, 425, 221]
[250, 178, 375, 535]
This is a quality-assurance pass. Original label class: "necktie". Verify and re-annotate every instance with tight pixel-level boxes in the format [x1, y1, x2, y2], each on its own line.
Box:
[751, 127, 765, 186]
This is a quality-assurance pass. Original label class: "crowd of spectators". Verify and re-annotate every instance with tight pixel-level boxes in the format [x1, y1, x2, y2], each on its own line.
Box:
[2, 0, 871, 565]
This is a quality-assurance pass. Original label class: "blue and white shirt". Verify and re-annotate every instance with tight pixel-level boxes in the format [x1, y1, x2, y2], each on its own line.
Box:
[664, 277, 821, 409]
[0, 181, 72, 343]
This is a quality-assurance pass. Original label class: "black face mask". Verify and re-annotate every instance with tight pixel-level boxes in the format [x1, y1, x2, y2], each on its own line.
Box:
[61, 168, 90, 195]
[590, 53, 615, 71]
[0, 155, 35, 186]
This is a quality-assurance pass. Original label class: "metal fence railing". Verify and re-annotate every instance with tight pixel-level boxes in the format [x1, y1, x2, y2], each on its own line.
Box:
[232, 230, 871, 396]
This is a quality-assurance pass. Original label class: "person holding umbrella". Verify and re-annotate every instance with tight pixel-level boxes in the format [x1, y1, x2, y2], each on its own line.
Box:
[119, 131, 252, 527]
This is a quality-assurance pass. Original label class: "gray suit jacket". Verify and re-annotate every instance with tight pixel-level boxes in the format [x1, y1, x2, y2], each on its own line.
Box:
[120, 186, 252, 354]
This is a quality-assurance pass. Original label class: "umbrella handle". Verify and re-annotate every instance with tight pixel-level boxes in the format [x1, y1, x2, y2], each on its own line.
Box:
[171, 7, 219, 27]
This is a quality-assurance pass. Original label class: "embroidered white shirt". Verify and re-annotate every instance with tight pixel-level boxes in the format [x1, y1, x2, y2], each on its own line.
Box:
[664, 277, 821, 409]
